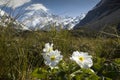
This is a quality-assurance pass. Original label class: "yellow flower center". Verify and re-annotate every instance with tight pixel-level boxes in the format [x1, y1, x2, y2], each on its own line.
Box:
[79, 57, 84, 62]
[50, 55, 56, 61]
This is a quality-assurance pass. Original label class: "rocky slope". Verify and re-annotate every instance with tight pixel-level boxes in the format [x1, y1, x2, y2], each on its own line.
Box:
[74, 0, 120, 30]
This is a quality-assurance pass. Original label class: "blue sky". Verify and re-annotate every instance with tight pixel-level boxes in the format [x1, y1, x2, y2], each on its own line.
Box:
[0, 0, 100, 17]
[31, 0, 100, 17]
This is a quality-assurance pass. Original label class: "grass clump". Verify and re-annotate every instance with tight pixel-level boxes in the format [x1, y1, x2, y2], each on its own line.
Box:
[0, 25, 120, 80]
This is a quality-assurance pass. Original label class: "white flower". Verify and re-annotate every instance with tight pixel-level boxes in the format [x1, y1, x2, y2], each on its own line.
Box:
[43, 43, 53, 53]
[43, 50, 63, 68]
[70, 51, 93, 68]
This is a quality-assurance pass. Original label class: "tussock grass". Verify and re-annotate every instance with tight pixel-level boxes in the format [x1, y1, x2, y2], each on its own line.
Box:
[0, 26, 120, 80]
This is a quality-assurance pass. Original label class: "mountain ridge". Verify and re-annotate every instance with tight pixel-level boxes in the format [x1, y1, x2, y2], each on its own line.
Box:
[0, 3, 85, 30]
[74, 0, 120, 30]
[19, 6, 85, 30]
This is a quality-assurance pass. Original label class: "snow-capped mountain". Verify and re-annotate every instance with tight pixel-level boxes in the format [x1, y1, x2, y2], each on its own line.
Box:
[0, 0, 87, 31]
[19, 8, 85, 30]
[0, 2, 86, 31]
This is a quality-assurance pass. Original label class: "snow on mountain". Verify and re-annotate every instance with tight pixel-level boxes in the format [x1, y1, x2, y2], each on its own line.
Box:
[0, 9, 5, 16]
[21, 12, 83, 30]
[0, 9, 10, 27]
[0, 2, 86, 31]
[18, 4, 85, 30]
[0, 9, 29, 30]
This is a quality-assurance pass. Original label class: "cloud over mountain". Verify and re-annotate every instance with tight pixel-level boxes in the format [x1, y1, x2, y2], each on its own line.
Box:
[25, 3, 48, 12]
[0, 0, 31, 9]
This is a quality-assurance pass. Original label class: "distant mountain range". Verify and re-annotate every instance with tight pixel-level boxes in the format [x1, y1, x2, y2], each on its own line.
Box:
[1, 0, 120, 32]
[19, 8, 85, 30]
[0, 3, 86, 30]
[74, 0, 120, 31]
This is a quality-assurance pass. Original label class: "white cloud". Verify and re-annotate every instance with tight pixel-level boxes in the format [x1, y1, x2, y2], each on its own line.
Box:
[25, 3, 48, 12]
[0, 0, 31, 9]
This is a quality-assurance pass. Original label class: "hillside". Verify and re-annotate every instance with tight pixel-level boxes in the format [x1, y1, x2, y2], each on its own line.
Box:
[74, 0, 120, 31]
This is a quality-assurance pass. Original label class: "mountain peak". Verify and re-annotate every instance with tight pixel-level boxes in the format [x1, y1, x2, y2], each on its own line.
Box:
[18, 7, 84, 30]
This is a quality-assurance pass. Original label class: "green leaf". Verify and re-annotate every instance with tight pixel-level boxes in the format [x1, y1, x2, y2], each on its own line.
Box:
[32, 68, 47, 79]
